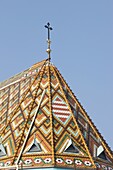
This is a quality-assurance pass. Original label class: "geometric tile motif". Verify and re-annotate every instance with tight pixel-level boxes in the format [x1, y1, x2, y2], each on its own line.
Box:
[0, 77, 32, 133]
[49, 68, 91, 157]
[52, 95, 71, 124]
[0, 60, 47, 155]
[0, 156, 96, 168]
[0, 60, 112, 169]
[3, 135, 15, 156]
[0, 157, 95, 168]
[56, 157, 93, 168]
[23, 96, 52, 154]
[95, 162, 113, 170]
[54, 126, 87, 156]
[54, 66, 113, 162]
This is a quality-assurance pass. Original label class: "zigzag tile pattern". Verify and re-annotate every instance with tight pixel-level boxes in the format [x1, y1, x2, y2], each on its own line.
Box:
[0, 60, 112, 169]
[50, 70, 88, 156]
[0, 61, 47, 156]
[54, 66, 113, 163]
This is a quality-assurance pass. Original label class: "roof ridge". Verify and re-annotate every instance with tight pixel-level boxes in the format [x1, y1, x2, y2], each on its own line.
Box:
[54, 66, 113, 159]
[0, 60, 47, 138]
[0, 59, 48, 90]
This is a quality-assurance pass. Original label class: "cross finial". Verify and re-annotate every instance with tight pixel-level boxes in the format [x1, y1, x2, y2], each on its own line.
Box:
[45, 22, 53, 40]
[45, 22, 53, 62]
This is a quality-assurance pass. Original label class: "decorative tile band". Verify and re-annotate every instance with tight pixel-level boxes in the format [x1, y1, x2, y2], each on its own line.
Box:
[95, 162, 113, 170]
[0, 157, 92, 167]
[56, 158, 92, 167]
[0, 158, 113, 170]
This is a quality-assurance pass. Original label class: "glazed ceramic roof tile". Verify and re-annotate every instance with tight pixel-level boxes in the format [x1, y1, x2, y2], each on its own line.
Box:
[0, 60, 113, 170]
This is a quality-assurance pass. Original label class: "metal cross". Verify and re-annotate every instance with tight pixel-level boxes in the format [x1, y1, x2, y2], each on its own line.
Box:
[45, 22, 53, 40]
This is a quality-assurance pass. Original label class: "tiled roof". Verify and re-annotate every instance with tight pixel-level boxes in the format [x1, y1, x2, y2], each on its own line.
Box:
[0, 59, 113, 169]
[0, 59, 46, 89]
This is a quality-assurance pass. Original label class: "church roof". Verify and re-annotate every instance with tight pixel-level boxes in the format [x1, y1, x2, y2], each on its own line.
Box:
[0, 58, 113, 170]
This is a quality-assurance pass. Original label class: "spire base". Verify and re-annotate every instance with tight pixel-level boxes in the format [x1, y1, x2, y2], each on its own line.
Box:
[46, 39, 51, 62]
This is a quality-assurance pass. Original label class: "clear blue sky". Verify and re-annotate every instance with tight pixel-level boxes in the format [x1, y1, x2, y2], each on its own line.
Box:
[0, 0, 113, 150]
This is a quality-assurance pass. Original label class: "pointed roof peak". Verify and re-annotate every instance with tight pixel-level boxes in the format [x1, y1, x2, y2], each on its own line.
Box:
[0, 59, 113, 169]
